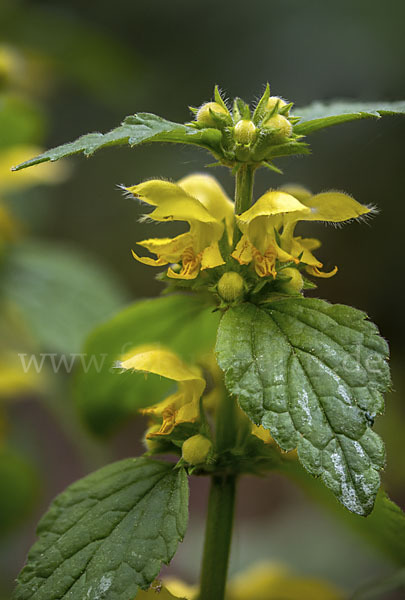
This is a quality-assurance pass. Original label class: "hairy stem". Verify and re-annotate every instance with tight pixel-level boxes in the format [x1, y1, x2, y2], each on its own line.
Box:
[198, 473, 237, 600]
[233, 163, 256, 246]
[234, 163, 255, 215]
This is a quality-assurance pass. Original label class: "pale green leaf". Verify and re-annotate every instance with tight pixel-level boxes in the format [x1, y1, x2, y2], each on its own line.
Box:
[13, 458, 189, 600]
[293, 100, 405, 135]
[74, 294, 219, 436]
[12, 113, 222, 170]
[0, 240, 127, 354]
[216, 299, 390, 515]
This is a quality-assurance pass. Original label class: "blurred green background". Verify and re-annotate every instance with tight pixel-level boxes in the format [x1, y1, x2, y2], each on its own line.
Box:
[1, 0, 405, 598]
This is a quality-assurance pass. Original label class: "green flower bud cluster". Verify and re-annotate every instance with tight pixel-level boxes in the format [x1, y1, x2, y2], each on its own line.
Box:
[190, 84, 307, 169]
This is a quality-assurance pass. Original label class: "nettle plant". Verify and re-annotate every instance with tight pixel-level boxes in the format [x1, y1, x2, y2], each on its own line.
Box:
[12, 86, 405, 600]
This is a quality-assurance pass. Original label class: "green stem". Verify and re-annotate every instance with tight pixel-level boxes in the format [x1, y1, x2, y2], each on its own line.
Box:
[233, 163, 256, 247]
[234, 163, 255, 215]
[215, 391, 238, 453]
[198, 473, 237, 600]
[197, 162, 255, 599]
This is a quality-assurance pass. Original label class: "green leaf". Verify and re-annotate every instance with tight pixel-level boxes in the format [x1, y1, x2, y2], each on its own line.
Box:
[0, 240, 127, 354]
[13, 458, 189, 600]
[216, 299, 390, 515]
[12, 113, 222, 171]
[75, 294, 220, 436]
[293, 100, 405, 135]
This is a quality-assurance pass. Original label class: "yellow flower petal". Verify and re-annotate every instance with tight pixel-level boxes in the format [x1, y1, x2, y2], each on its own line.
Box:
[251, 424, 274, 444]
[167, 247, 202, 280]
[167, 265, 200, 280]
[127, 179, 225, 257]
[231, 235, 254, 265]
[135, 233, 193, 263]
[238, 190, 310, 225]
[119, 346, 205, 435]
[119, 346, 202, 384]
[164, 578, 197, 599]
[297, 237, 321, 251]
[132, 249, 168, 267]
[232, 235, 296, 277]
[300, 192, 371, 222]
[306, 265, 338, 278]
[237, 191, 310, 254]
[137, 579, 193, 599]
[127, 180, 218, 225]
[201, 242, 225, 270]
[289, 237, 323, 267]
[178, 173, 234, 242]
[278, 184, 312, 203]
[227, 562, 344, 600]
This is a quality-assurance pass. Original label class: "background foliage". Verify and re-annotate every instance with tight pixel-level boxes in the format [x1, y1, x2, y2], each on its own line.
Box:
[1, 0, 404, 598]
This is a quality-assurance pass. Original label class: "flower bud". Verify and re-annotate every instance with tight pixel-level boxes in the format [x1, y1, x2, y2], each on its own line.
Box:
[217, 271, 245, 302]
[182, 434, 212, 465]
[278, 268, 303, 294]
[266, 96, 287, 112]
[262, 114, 292, 138]
[233, 119, 257, 145]
[196, 102, 228, 127]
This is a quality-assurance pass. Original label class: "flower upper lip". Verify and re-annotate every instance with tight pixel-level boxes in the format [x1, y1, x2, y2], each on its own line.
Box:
[233, 185, 371, 278]
[125, 174, 234, 280]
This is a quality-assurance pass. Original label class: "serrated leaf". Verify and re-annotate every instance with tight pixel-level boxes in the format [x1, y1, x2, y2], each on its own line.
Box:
[12, 113, 222, 171]
[293, 100, 405, 135]
[216, 299, 390, 515]
[13, 458, 189, 600]
[75, 294, 220, 436]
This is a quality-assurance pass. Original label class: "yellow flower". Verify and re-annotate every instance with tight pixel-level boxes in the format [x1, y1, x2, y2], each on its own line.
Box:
[118, 346, 205, 436]
[279, 185, 371, 278]
[232, 190, 310, 277]
[251, 425, 298, 460]
[232, 185, 371, 278]
[227, 562, 344, 600]
[125, 174, 234, 280]
[138, 563, 343, 599]
[136, 578, 196, 599]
